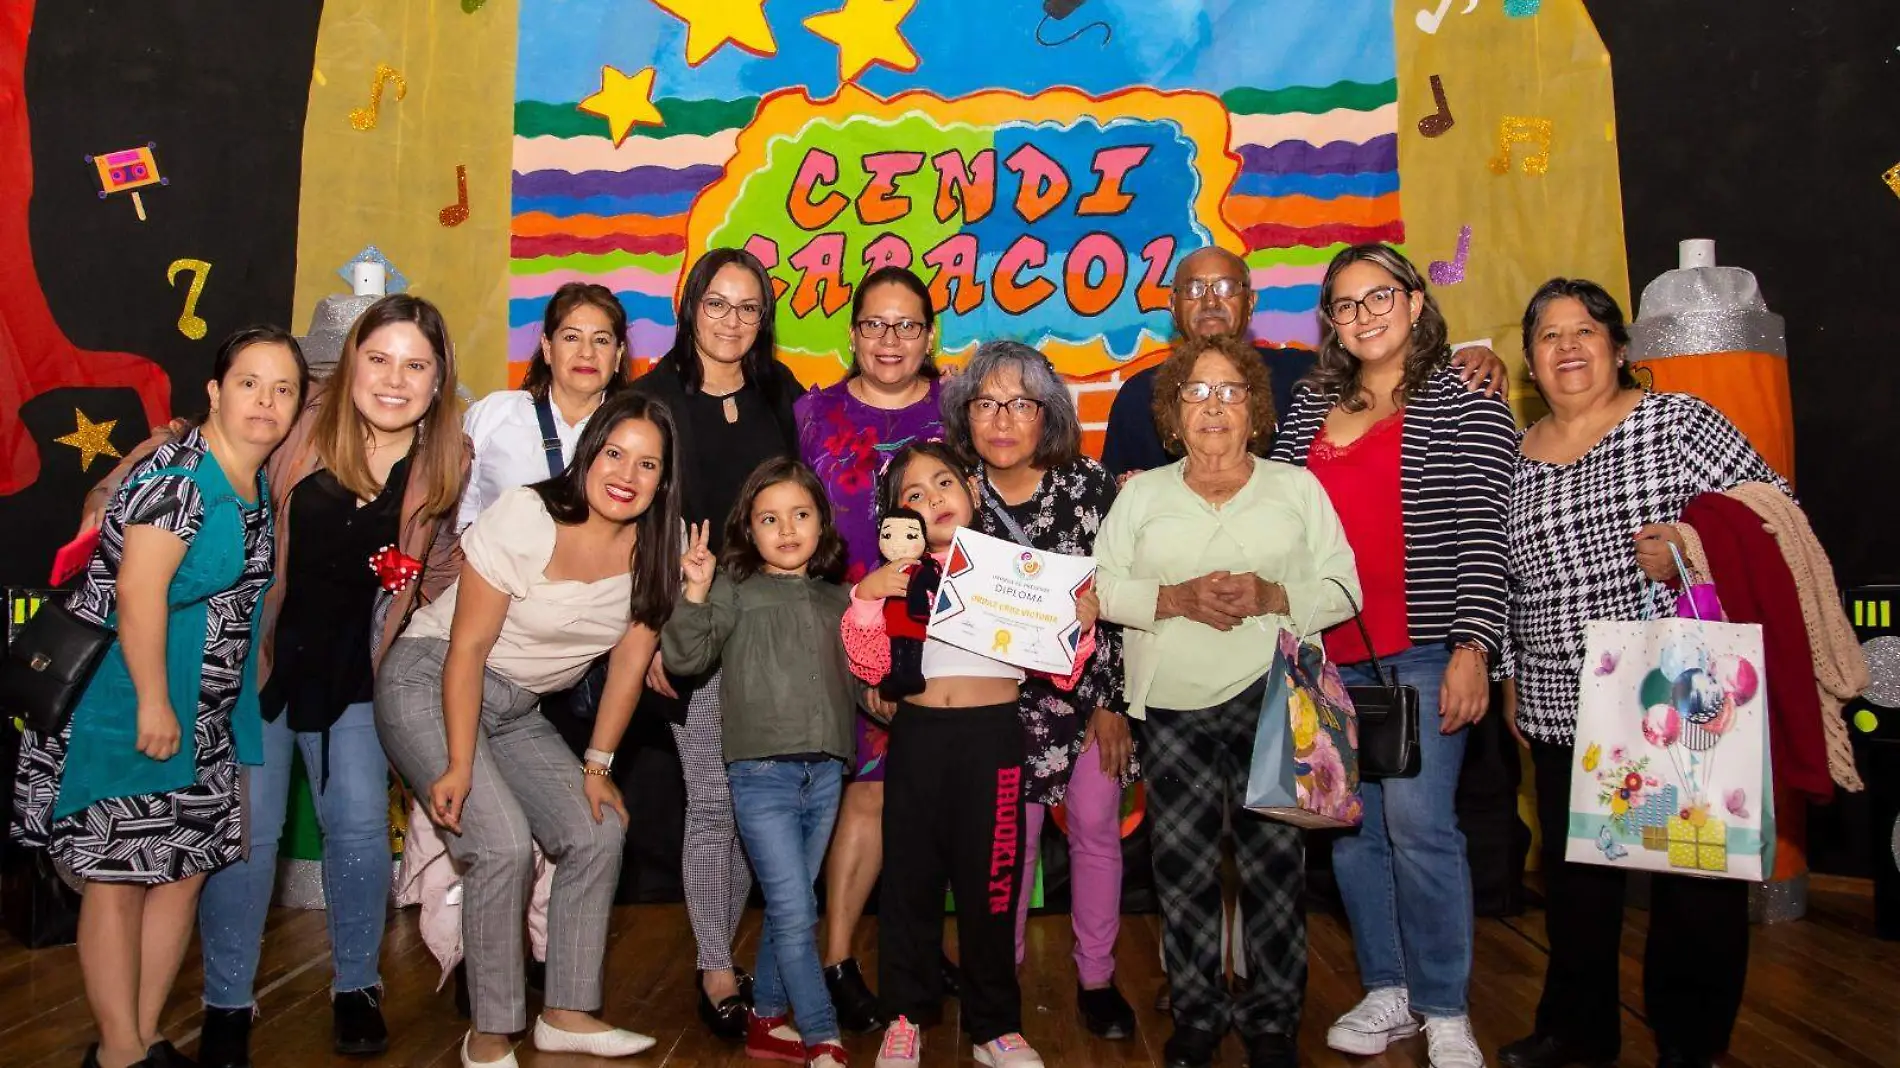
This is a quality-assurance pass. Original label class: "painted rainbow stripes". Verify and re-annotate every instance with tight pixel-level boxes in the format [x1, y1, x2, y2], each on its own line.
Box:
[507, 79, 1401, 377]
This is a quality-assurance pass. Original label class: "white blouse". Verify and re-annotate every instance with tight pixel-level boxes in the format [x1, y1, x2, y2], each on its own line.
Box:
[406, 487, 631, 693]
[459, 390, 591, 531]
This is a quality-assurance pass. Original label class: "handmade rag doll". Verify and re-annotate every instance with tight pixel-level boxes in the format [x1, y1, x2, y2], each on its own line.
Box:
[877, 508, 940, 700]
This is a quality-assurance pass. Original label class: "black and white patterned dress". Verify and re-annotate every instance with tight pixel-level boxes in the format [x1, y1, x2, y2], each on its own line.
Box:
[976, 457, 1137, 806]
[1506, 392, 1783, 745]
[12, 429, 273, 884]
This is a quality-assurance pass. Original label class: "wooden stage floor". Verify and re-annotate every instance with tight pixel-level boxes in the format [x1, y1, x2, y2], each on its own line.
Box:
[2, 879, 1894, 1067]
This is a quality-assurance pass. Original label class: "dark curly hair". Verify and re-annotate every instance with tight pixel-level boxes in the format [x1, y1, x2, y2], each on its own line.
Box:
[719, 457, 847, 583]
[1150, 334, 1277, 456]
[1306, 243, 1450, 412]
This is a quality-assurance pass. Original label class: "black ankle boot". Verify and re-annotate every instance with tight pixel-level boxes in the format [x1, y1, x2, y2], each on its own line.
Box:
[197, 1007, 253, 1068]
[332, 988, 389, 1056]
[1077, 981, 1136, 1040]
[823, 957, 889, 1033]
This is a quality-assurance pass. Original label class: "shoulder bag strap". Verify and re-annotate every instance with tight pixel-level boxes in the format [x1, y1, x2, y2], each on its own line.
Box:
[978, 476, 1035, 546]
[1323, 576, 1396, 689]
[532, 394, 565, 479]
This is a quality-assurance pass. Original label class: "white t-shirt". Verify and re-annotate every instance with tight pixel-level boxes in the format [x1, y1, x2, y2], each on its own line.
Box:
[406, 486, 631, 693]
[459, 390, 590, 531]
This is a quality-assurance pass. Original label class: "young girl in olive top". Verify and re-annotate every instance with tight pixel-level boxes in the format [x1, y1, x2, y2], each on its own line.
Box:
[660, 457, 857, 1068]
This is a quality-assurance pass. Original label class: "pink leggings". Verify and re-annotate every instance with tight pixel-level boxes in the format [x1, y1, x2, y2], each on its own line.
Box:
[1013, 741, 1123, 987]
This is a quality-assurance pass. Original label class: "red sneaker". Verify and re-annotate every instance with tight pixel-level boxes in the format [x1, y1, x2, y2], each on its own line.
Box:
[746, 1011, 805, 1063]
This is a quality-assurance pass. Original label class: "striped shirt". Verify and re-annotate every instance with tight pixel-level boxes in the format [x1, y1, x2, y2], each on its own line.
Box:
[1270, 366, 1517, 659]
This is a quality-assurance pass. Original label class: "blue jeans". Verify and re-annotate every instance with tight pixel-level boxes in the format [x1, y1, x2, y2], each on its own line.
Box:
[1332, 644, 1473, 1017]
[728, 758, 844, 1044]
[199, 701, 391, 1007]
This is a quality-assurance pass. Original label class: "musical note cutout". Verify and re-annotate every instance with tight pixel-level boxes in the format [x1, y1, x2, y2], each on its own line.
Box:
[166, 258, 211, 340]
[1415, 0, 1452, 34]
[439, 164, 470, 227]
[1504, 0, 1542, 15]
[1462, 0, 1480, 11]
[1884, 163, 1900, 200]
[349, 63, 408, 131]
[1428, 225, 1472, 286]
[462, 0, 488, 10]
[1487, 116, 1552, 176]
[1418, 75, 1455, 138]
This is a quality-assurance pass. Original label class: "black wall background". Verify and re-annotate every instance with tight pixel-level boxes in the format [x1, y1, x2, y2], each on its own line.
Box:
[0, 2, 323, 581]
[1585, 0, 1900, 584]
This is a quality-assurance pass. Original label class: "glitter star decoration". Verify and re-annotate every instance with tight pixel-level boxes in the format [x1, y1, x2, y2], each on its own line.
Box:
[55, 409, 121, 472]
[803, 0, 920, 85]
[578, 65, 665, 147]
[648, 0, 778, 66]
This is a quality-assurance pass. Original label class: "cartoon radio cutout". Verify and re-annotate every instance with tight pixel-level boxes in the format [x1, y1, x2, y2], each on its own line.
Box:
[86, 142, 167, 221]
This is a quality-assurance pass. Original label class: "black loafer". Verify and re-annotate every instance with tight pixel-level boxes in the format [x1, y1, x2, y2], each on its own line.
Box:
[1498, 1033, 1616, 1068]
[1077, 981, 1136, 1040]
[736, 965, 756, 1005]
[146, 1041, 198, 1068]
[197, 1006, 254, 1068]
[1162, 1024, 1222, 1068]
[823, 957, 890, 1033]
[698, 971, 749, 1040]
[1245, 1030, 1296, 1068]
[332, 988, 389, 1056]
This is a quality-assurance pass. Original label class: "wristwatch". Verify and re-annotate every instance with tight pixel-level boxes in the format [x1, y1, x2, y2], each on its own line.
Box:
[584, 748, 616, 770]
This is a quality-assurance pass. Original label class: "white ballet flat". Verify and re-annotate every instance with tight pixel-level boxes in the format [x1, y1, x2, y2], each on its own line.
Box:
[460, 1031, 519, 1068]
[533, 1016, 658, 1057]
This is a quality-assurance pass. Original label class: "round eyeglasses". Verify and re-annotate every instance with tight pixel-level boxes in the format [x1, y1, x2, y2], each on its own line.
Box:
[701, 295, 765, 325]
[854, 318, 927, 341]
[1176, 276, 1246, 301]
[1326, 286, 1405, 325]
[968, 397, 1045, 421]
[1178, 381, 1250, 405]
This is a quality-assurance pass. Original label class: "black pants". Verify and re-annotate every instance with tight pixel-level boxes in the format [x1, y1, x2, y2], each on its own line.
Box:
[1530, 740, 1749, 1059]
[879, 701, 1026, 1045]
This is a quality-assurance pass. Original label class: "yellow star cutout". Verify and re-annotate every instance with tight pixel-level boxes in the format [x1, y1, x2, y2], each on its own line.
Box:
[55, 409, 121, 472]
[648, 0, 778, 67]
[577, 65, 665, 147]
[803, 0, 920, 85]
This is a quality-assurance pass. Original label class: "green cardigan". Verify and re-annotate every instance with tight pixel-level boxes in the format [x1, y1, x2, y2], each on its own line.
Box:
[54, 460, 271, 820]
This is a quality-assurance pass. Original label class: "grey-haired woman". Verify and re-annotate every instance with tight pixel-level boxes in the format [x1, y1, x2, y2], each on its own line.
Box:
[940, 340, 1138, 1040]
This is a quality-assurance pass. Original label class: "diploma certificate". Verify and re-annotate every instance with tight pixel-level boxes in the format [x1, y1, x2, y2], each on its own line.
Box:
[927, 527, 1094, 675]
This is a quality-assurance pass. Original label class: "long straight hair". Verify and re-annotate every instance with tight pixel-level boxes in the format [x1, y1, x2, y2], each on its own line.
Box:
[658, 247, 787, 407]
[308, 294, 464, 519]
[1308, 243, 1451, 412]
[531, 390, 683, 629]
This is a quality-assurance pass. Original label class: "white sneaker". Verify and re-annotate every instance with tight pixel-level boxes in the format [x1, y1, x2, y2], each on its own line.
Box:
[874, 1016, 922, 1068]
[973, 1033, 1044, 1067]
[531, 1016, 657, 1057]
[1325, 987, 1419, 1055]
[1423, 1015, 1486, 1068]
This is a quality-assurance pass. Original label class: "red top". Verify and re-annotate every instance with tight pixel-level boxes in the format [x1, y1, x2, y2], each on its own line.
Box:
[1307, 412, 1411, 664]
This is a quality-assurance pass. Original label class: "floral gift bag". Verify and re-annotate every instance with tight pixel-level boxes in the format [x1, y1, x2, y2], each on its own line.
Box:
[1566, 617, 1774, 881]
[1244, 629, 1364, 829]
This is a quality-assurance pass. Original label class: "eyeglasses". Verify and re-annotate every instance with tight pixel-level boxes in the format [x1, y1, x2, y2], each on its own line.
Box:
[1326, 286, 1406, 325]
[854, 318, 927, 341]
[1178, 381, 1250, 405]
[700, 295, 765, 325]
[968, 396, 1045, 421]
[1176, 276, 1246, 301]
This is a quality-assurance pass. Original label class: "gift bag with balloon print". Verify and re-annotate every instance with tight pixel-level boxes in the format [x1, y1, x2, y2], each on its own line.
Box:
[1566, 616, 1774, 881]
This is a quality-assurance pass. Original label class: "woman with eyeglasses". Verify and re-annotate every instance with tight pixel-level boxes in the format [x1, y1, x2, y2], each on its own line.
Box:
[1268, 244, 1515, 1068]
[792, 265, 945, 1033]
[1094, 333, 1359, 1068]
[938, 340, 1140, 1042]
[630, 248, 803, 1038]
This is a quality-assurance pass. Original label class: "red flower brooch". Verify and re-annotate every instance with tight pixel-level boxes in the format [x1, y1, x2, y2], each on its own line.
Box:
[369, 545, 422, 593]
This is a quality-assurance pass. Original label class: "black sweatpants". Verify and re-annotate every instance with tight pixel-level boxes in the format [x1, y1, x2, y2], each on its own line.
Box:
[1530, 740, 1749, 1059]
[879, 701, 1026, 1045]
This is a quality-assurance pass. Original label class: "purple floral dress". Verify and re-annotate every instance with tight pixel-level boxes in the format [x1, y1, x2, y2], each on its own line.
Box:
[795, 377, 944, 779]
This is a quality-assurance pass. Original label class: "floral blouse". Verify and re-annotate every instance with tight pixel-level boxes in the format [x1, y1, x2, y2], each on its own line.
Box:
[795, 378, 945, 581]
[977, 457, 1137, 806]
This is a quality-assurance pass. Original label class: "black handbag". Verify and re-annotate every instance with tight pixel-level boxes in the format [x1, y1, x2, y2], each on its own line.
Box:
[0, 597, 113, 735]
[1327, 579, 1421, 780]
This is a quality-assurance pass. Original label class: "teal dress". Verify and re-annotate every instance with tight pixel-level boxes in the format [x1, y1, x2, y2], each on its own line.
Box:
[11, 428, 273, 884]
